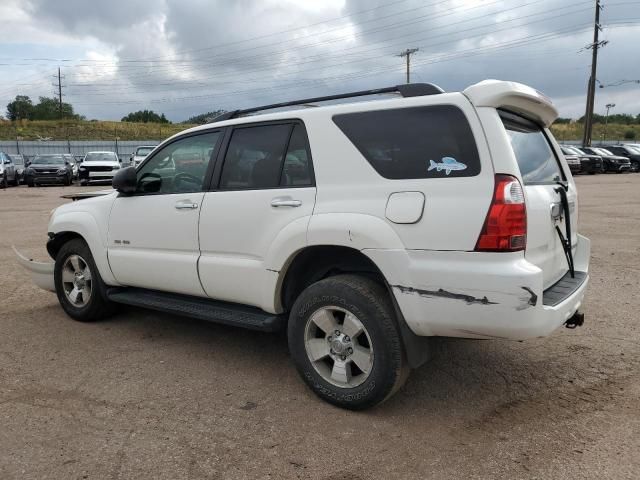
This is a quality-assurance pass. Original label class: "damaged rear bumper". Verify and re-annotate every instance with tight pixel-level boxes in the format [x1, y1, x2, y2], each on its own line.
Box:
[364, 234, 590, 340]
[13, 246, 55, 292]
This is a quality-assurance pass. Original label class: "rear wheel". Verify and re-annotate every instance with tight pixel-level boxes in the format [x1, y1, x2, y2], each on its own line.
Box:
[1, 175, 7, 189]
[288, 274, 408, 410]
[11, 173, 19, 186]
[54, 238, 116, 322]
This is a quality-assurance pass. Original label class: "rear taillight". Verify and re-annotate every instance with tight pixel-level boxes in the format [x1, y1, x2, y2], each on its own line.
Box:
[475, 174, 527, 252]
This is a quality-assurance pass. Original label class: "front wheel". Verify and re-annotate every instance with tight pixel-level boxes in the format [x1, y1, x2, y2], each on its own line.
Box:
[0, 175, 7, 189]
[288, 274, 408, 410]
[631, 161, 640, 173]
[54, 238, 116, 322]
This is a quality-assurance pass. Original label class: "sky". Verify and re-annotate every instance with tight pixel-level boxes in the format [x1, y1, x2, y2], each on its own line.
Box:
[0, 0, 638, 122]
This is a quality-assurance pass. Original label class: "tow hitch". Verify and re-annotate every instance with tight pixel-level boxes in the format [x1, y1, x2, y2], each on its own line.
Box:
[565, 311, 585, 329]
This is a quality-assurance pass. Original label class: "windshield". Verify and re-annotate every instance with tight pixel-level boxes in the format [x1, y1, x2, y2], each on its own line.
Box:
[593, 148, 613, 156]
[565, 146, 583, 155]
[136, 147, 154, 156]
[84, 152, 117, 162]
[9, 155, 24, 164]
[32, 155, 65, 165]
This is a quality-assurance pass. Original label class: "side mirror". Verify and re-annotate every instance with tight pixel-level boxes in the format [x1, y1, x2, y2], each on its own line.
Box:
[112, 166, 137, 194]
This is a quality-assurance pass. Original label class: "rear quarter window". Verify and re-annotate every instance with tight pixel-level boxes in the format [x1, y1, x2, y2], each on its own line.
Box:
[332, 105, 481, 179]
[500, 110, 564, 185]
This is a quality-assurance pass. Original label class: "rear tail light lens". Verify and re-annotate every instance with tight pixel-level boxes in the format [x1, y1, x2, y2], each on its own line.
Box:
[475, 174, 527, 252]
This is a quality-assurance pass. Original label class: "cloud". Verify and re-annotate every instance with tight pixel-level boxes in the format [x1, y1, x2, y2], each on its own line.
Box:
[1, 0, 638, 121]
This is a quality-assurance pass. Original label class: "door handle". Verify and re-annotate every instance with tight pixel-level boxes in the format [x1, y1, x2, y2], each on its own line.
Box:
[175, 201, 199, 210]
[271, 197, 302, 208]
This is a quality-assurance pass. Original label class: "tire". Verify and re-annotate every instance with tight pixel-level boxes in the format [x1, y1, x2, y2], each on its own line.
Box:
[12, 174, 19, 186]
[288, 274, 408, 410]
[64, 175, 71, 186]
[631, 161, 640, 173]
[54, 238, 116, 322]
[0, 175, 7, 189]
[80, 180, 87, 186]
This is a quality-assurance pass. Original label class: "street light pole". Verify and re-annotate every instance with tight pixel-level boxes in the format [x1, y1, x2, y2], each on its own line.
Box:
[603, 103, 615, 144]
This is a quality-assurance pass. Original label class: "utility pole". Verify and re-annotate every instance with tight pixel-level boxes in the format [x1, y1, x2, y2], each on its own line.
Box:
[52, 67, 65, 119]
[398, 48, 419, 84]
[582, 0, 607, 146]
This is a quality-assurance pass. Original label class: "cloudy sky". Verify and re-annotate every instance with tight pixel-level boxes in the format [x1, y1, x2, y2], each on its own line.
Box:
[0, 0, 638, 121]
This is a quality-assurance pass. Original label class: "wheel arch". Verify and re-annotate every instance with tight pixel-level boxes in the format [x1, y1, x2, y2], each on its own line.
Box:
[48, 211, 119, 286]
[278, 245, 432, 369]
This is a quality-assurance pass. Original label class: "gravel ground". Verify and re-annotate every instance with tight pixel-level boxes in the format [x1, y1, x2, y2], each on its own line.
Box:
[0, 175, 638, 480]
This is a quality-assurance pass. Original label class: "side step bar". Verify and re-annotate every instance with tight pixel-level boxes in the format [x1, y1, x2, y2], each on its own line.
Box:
[106, 288, 285, 332]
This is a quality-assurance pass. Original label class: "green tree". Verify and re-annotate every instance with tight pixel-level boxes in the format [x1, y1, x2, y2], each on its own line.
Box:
[31, 96, 76, 120]
[121, 110, 170, 123]
[624, 130, 636, 140]
[6, 95, 34, 120]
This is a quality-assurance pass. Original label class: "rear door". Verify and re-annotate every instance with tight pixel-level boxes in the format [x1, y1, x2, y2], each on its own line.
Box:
[198, 121, 316, 308]
[500, 111, 576, 288]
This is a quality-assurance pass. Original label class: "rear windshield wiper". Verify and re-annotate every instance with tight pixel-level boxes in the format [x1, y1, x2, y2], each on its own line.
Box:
[554, 182, 575, 278]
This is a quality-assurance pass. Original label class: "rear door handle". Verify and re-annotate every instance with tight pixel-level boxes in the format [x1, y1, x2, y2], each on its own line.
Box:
[271, 197, 302, 208]
[175, 201, 199, 210]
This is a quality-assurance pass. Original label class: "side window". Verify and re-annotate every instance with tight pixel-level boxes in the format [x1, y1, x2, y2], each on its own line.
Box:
[500, 111, 563, 184]
[333, 106, 481, 179]
[220, 124, 292, 189]
[281, 124, 312, 186]
[136, 131, 220, 194]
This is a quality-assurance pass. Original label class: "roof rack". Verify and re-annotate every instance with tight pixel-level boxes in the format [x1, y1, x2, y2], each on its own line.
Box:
[212, 83, 445, 122]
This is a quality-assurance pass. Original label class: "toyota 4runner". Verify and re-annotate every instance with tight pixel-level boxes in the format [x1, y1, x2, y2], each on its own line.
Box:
[15, 80, 590, 410]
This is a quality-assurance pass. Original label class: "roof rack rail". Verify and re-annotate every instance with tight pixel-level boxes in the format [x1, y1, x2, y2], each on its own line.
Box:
[212, 83, 444, 122]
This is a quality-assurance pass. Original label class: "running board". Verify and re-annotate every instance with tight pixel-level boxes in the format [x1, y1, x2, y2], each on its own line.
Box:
[106, 288, 285, 332]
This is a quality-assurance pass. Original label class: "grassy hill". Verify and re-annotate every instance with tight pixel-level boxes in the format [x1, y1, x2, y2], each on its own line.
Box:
[0, 120, 196, 141]
[0, 119, 638, 143]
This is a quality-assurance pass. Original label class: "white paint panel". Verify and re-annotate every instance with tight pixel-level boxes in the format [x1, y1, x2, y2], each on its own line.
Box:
[107, 193, 205, 296]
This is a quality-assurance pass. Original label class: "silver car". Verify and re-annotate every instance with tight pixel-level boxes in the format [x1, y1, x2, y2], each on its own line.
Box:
[0, 152, 19, 188]
[8, 154, 26, 183]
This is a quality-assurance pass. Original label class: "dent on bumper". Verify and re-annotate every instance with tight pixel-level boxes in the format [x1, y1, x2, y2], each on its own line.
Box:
[13, 246, 55, 292]
[365, 234, 591, 341]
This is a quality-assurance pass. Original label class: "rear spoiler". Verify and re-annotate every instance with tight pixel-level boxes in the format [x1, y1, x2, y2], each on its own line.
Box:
[463, 80, 558, 127]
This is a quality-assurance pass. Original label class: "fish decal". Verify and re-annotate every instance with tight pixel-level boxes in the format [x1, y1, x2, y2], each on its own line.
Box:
[428, 157, 467, 175]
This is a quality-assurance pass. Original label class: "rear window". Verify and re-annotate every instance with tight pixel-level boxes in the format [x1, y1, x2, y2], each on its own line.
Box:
[333, 105, 480, 179]
[500, 111, 563, 184]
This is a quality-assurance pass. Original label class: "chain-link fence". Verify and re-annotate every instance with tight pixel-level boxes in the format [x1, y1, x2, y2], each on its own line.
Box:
[0, 140, 161, 162]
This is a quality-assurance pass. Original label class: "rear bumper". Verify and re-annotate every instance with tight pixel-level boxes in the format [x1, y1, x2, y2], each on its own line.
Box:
[364, 234, 590, 340]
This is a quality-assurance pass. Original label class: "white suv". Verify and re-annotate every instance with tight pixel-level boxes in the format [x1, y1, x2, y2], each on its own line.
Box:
[16, 80, 590, 409]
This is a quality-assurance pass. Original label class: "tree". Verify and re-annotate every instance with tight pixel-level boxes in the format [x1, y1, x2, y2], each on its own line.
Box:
[121, 110, 170, 123]
[624, 130, 636, 140]
[6, 95, 34, 120]
[184, 110, 226, 124]
[31, 96, 76, 120]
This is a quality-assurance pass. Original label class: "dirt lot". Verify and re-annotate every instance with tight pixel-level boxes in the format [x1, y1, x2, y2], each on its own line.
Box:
[0, 175, 638, 480]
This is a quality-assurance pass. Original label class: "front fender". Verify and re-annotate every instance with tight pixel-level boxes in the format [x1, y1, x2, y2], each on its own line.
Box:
[49, 211, 119, 286]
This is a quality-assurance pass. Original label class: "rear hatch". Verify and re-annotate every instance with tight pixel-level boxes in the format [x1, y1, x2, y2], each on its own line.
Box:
[499, 110, 577, 289]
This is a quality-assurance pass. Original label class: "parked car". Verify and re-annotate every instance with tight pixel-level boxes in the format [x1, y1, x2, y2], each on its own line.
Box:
[0, 151, 19, 188]
[559, 146, 581, 174]
[15, 80, 590, 410]
[24, 154, 74, 187]
[130, 146, 156, 167]
[560, 146, 601, 174]
[78, 151, 121, 185]
[579, 147, 630, 173]
[8, 154, 26, 183]
[600, 145, 640, 172]
[64, 154, 79, 179]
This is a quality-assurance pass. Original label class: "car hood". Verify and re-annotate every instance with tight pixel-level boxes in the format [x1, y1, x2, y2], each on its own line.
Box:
[80, 161, 119, 168]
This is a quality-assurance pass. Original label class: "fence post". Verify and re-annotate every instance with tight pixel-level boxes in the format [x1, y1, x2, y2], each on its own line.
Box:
[15, 136, 20, 155]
